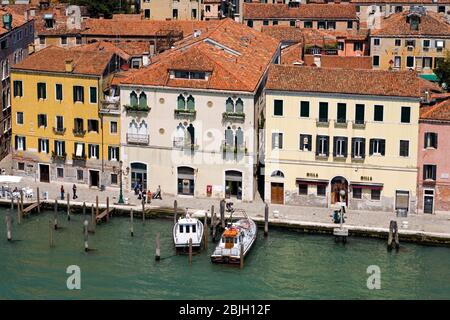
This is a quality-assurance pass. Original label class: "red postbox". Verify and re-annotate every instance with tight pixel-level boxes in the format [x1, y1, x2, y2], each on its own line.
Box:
[206, 185, 212, 197]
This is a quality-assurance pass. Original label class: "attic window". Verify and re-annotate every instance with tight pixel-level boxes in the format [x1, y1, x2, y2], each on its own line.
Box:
[408, 15, 420, 31]
[174, 70, 206, 80]
[44, 14, 54, 29]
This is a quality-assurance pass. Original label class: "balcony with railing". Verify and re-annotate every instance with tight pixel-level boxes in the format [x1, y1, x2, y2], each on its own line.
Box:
[72, 128, 86, 137]
[334, 119, 349, 128]
[53, 127, 66, 135]
[352, 120, 366, 129]
[72, 153, 87, 165]
[126, 133, 149, 145]
[100, 96, 120, 114]
[51, 151, 66, 162]
[174, 108, 196, 119]
[222, 112, 245, 122]
[316, 118, 330, 127]
[124, 103, 150, 113]
[173, 137, 199, 152]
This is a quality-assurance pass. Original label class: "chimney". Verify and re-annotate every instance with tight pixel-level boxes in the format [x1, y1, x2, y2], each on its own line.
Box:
[65, 59, 74, 73]
[142, 52, 149, 67]
[313, 54, 321, 68]
[2, 13, 12, 31]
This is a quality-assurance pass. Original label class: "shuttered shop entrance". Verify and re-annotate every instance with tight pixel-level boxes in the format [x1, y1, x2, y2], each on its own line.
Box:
[271, 183, 284, 205]
[395, 191, 410, 211]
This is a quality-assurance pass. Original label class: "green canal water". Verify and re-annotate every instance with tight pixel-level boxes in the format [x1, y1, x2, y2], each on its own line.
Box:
[0, 209, 449, 300]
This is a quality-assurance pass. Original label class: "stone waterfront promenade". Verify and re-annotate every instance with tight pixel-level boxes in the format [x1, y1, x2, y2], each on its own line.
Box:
[1, 175, 450, 245]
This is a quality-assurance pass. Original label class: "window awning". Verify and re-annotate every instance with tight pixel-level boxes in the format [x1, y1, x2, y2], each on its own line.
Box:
[296, 178, 329, 185]
[420, 73, 439, 82]
[350, 182, 383, 190]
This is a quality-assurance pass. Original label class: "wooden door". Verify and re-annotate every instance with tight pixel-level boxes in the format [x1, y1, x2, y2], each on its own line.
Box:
[39, 164, 50, 183]
[271, 183, 284, 204]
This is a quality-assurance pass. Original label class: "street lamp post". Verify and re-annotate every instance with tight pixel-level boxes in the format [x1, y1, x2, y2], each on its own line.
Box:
[115, 160, 128, 204]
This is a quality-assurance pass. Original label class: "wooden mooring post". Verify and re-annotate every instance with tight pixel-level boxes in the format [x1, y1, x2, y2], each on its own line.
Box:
[95, 196, 99, 217]
[173, 200, 177, 225]
[106, 197, 110, 222]
[49, 220, 54, 248]
[130, 209, 134, 237]
[90, 204, 96, 233]
[142, 198, 145, 223]
[212, 207, 217, 243]
[14, 196, 20, 225]
[204, 210, 208, 250]
[5, 213, 12, 241]
[53, 198, 58, 230]
[82, 202, 86, 218]
[220, 199, 225, 229]
[240, 242, 244, 270]
[66, 193, 70, 221]
[37, 187, 40, 213]
[16, 198, 20, 224]
[264, 203, 269, 237]
[155, 232, 160, 261]
[188, 238, 193, 265]
[20, 191, 24, 216]
[387, 220, 400, 251]
[83, 220, 89, 252]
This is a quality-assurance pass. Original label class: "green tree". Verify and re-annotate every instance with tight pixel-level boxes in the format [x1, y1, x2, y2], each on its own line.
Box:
[62, 0, 132, 18]
[434, 51, 450, 91]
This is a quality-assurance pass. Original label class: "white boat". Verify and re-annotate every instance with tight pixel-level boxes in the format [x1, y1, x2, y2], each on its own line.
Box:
[173, 211, 204, 249]
[211, 210, 257, 264]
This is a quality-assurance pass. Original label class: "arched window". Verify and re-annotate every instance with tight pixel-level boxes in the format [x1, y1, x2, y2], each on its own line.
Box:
[235, 98, 244, 113]
[187, 95, 195, 110]
[130, 91, 138, 107]
[187, 124, 195, 145]
[235, 127, 243, 147]
[138, 92, 147, 109]
[174, 123, 185, 148]
[177, 94, 185, 110]
[128, 120, 138, 134]
[226, 97, 234, 113]
[225, 126, 234, 146]
[271, 170, 285, 178]
[138, 120, 148, 135]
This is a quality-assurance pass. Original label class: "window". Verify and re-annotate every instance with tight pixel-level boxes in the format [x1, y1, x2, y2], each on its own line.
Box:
[316, 135, 329, 157]
[272, 132, 283, 149]
[299, 134, 312, 151]
[57, 167, 64, 178]
[186, 95, 194, 110]
[130, 91, 139, 107]
[38, 140, 48, 154]
[317, 185, 326, 197]
[37, 114, 47, 128]
[369, 139, 386, 156]
[401, 106, 411, 123]
[108, 146, 119, 161]
[395, 39, 401, 47]
[55, 84, 63, 101]
[318, 21, 326, 29]
[423, 165, 437, 181]
[395, 6, 403, 13]
[304, 21, 312, 28]
[15, 136, 26, 151]
[39, 36, 45, 45]
[76, 36, 82, 45]
[371, 189, 381, 201]
[405, 39, 415, 47]
[298, 184, 308, 195]
[438, 6, 446, 13]
[88, 144, 100, 159]
[56, 115, 64, 131]
[290, 20, 295, 27]
[37, 82, 46, 100]
[399, 140, 409, 157]
[111, 173, 118, 185]
[353, 188, 362, 199]
[74, 142, 84, 157]
[424, 132, 437, 149]
[327, 21, 336, 29]
[61, 36, 67, 45]
[273, 20, 278, 26]
[54, 140, 65, 156]
[74, 118, 83, 133]
[89, 87, 97, 104]
[337, 42, 344, 51]
[77, 169, 83, 181]
[435, 40, 445, 49]
[319, 102, 328, 122]
[73, 86, 84, 103]
[247, 20, 253, 27]
[300, 101, 309, 117]
[174, 71, 206, 80]
[347, 21, 353, 29]
[333, 136, 348, 158]
[16, 112, 23, 125]
[355, 104, 365, 124]
[409, 16, 419, 31]
[423, 39, 430, 48]
[110, 121, 118, 134]
[18, 162, 25, 171]
[351, 137, 366, 159]
[373, 38, 380, 46]
[13, 80, 23, 97]
[173, 9, 178, 19]
[373, 55, 380, 67]
[406, 56, 414, 68]
[337, 103, 346, 123]
[144, 9, 150, 19]
[354, 42, 362, 51]
[374, 105, 383, 122]
[192, 9, 197, 19]
[88, 119, 99, 133]
[423, 57, 432, 69]
[263, 20, 269, 26]
[274, 100, 283, 116]
[394, 56, 401, 68]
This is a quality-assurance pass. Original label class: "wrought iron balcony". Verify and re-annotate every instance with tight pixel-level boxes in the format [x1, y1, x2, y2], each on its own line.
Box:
[352, 120, 366, 129]
[222, 112, 245, 122]
[126, 133, 149, 145]
[174, 108, 196, 119]
[52, 127, 66, 135]
[72, 128, 86, 137]
[124, 104, 150, 112]
[51, 151, 66, 162]
[316, 118, 330, 127]
[100, 96, 120, 114]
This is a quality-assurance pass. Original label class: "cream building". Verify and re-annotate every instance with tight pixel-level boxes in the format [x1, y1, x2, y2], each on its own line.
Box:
[141, 0, 203, 20]
[118, 19, 280, 201]
[264, 65, 422, 213]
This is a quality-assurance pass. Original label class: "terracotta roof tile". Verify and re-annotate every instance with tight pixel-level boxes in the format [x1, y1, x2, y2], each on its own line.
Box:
[12, 45, 115, 76]
[0, 6, 28, 36]
[371, 10, 450, 37]
[420, 99, 450, 120]
[73, 41, 131, 61]
[266, 64, 422, 98]
[261, 25, 337, 45]
[118, 19, 280, 92]
[243, 3, 357, 20]
[302, 55, 373, 69]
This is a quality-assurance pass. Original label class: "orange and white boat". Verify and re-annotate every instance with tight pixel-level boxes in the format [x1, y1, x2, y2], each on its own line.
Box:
[210, 210, 257, 264]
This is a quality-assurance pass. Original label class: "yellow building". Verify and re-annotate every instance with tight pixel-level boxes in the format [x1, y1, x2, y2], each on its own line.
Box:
[264, 65, 422, 214]
[141, 0, 203, 20]
[11, 46, 122, 188]
[371, 8, 450, 77]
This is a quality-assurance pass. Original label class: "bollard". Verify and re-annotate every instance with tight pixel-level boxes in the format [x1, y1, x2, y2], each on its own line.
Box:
[240, 242, 244, 269]
[67, 193, 70, 221]
[188, 238, 192, 265]
[130, 209, 134, 237]
[37, 187, 40, 213]
[155, 232, 161, 261]
[6, 213, 12, 241]
[173, 200, 177, 225]
[49, 220, 54, 247]
[204, 210, 208, 250]
[84, 220, 89, 252]
[264, 203, 269, 237]
[54, 199, 58, 230]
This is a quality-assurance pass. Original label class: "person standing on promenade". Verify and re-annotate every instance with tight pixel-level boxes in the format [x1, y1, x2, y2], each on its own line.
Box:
[72, 184, 77, 199]
[60, 185, 65, 200]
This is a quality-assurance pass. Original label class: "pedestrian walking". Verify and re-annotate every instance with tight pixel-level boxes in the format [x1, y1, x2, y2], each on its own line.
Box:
[72, 184, 77, 199]
[60, 185, 65, 200]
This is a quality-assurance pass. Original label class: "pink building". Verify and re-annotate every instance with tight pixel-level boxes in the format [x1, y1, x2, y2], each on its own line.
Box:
[418, 99, 450, 214]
